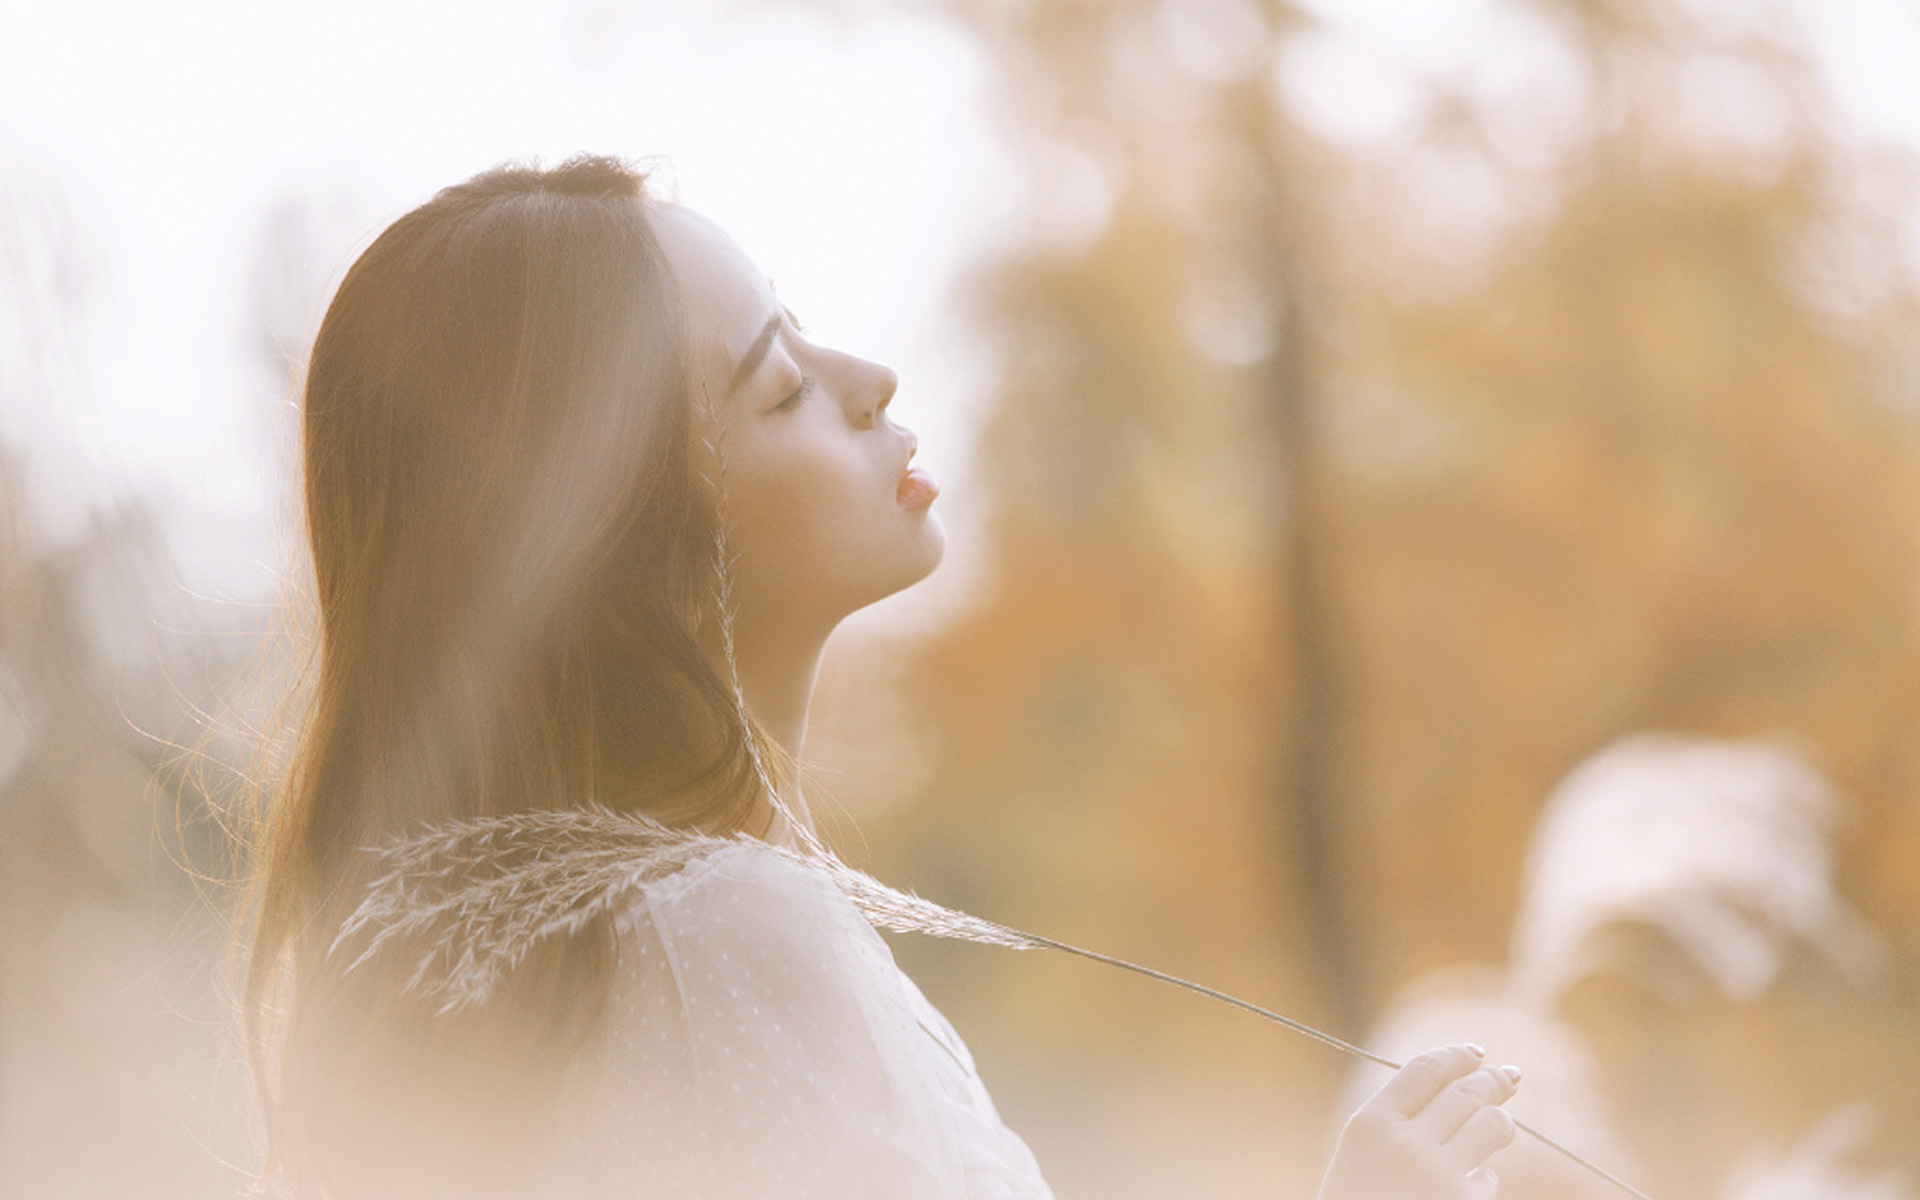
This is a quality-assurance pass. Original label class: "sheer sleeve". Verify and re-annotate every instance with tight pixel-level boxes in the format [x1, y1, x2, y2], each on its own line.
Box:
[547, 843, 1051, 1199]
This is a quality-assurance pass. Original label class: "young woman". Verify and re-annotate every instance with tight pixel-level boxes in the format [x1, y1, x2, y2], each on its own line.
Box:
[243, 156, 1519, 1199]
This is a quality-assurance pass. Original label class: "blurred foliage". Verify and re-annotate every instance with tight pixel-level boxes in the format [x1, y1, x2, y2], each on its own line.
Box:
[0, 161, 255, 1200]
[808, 1, 1920, 1197]
[4, 1, 1920, 1197]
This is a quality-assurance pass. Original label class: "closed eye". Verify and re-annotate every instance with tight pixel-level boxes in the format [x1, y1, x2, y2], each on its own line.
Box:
[771, 376, 814, 414]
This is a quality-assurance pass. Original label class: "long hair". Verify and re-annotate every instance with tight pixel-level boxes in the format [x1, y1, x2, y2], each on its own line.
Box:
[243, 156, 779, 1198]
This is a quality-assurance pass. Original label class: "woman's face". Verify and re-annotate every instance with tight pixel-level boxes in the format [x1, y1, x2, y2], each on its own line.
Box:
[652, 204, 945, 641]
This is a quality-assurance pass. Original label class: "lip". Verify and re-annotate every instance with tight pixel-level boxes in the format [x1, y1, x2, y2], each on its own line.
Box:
[896, 466, 939, 508]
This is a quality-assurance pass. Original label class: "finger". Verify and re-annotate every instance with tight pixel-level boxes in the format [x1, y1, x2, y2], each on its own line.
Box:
[1446, 1103, 1518, 1172]
[1415, 1064, 1521, 1142]
[1466, 1165, 1500, 1200]
[1369, 1043, 1487, 1119]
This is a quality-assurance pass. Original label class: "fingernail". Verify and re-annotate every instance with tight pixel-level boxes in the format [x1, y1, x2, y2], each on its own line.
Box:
[1465, 1042, 1486, 1057]
[1501, 1064, 1523, 1084]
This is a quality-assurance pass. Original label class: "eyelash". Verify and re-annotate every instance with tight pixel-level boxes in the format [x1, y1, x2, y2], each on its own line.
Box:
[773, 377, 814, 413]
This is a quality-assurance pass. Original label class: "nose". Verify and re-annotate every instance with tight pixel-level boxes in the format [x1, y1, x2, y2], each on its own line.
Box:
[848, 357, 898, 429]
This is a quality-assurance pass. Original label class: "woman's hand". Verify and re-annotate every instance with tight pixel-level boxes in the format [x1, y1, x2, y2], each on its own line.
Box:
[1317, 1043, 1520, 1200]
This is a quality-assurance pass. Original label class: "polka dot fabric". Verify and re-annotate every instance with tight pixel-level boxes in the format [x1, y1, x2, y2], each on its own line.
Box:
[545, 843, 1053, 1198]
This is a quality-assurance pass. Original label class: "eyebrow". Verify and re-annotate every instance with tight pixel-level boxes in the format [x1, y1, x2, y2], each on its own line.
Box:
[729, 313, 782, 393]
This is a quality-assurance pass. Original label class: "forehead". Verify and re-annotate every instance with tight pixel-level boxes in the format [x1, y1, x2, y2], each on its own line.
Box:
[651, 204, 775, 366]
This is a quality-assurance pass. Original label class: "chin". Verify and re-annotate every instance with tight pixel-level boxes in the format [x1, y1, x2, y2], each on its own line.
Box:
[904, 512, 948, 585]
[856, 516, 948, 611]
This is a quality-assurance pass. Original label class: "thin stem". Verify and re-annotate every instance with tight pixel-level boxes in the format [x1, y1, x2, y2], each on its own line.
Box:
[1020, 932, 1397, 1068]
[696, 390, 824, 858]
[1017, 931, 1656, 1200]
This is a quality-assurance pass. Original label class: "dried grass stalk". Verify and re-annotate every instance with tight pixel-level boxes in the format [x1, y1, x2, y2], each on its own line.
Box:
[334, 808, 1653, 1200]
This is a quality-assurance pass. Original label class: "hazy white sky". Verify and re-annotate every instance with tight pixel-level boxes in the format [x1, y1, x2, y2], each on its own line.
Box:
[4, 0, 1918, 604]
[0, 0, 1009, 601]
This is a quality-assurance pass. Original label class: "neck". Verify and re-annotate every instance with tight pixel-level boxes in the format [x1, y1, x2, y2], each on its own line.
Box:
[721, 620, 833, 843]
[731, 632, 824, 758]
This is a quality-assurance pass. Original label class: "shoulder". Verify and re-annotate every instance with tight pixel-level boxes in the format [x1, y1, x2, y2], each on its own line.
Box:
[563, 842, 968, 1198]
[630, 836, 844, 915]
[610, 838, 878, 983]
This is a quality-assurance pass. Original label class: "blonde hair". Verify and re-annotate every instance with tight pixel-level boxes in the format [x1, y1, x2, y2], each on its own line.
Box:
[243, 156, 788, 1197]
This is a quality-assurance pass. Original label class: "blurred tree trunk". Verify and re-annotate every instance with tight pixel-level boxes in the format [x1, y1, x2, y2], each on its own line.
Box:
[899, 0, 1369, 1032]
[1223, 73, 1366, 1032]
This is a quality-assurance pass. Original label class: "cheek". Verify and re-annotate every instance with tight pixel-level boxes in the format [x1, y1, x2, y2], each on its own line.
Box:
[717, 417, 940, 621]
[734, 435, 855, 518]
[724, 434, 874, 576]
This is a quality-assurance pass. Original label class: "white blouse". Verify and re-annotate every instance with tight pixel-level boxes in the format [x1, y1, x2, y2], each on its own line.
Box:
[544, 841, 1054, 1199]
